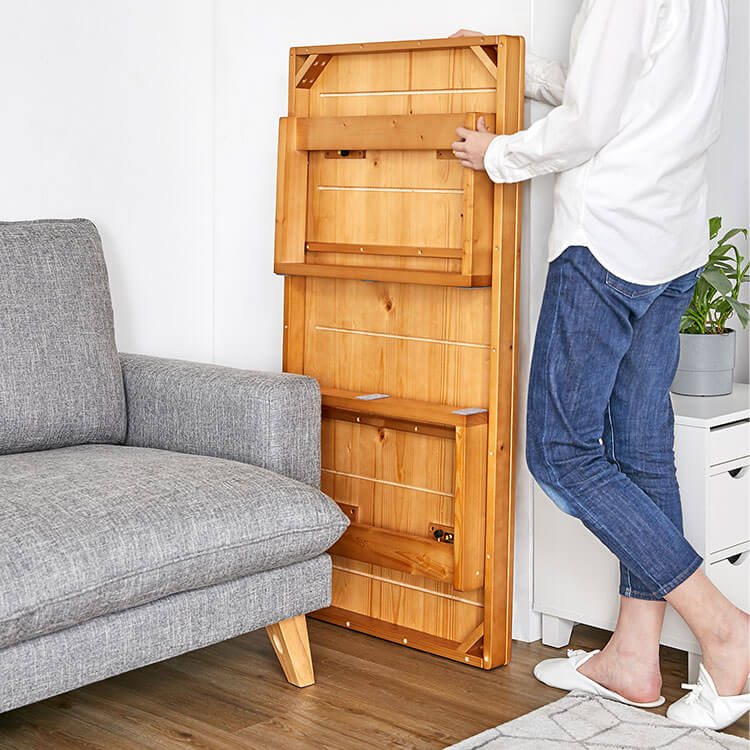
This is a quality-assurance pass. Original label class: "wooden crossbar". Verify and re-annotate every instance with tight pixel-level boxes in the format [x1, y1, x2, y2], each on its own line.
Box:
[305, 241, 464, 259]
[330, 522, 454, 583]
[292, 36, 501, 56]
[295, 113, 496, 152]
[314, 606, 485, 667]
[320, 387, 488, 428]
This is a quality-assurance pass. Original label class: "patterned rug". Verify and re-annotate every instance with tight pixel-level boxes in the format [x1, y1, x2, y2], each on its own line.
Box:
[445, 691, 749, 749]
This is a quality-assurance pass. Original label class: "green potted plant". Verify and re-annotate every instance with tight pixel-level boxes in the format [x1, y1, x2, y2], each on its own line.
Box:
[672, 217, 749, 397]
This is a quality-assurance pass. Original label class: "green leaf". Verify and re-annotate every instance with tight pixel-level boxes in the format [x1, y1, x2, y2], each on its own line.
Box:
[702, 268, 734, 295]
[716, 228, 748, 246]
[725, 297, 750, 328]
[712, 244, 737, 257]
[709, 216, 722, 240]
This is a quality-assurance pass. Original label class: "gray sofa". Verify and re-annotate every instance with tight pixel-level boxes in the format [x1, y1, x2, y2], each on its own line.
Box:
[0, 219, 349, 713]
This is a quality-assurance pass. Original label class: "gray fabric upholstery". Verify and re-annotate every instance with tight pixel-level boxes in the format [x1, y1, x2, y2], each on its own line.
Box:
[0, 219, 126, 454]
[0, 554, 331, 714]
[0, 218, 342, 715]
[121, 353, 322, 488]
[0, 444, 349, 650]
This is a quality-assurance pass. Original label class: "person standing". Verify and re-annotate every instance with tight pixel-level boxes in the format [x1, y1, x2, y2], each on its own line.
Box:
[452, 0, 750, 731]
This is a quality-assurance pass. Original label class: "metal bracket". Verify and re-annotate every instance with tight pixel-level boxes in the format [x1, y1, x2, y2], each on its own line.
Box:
[429, 523, 454, 544]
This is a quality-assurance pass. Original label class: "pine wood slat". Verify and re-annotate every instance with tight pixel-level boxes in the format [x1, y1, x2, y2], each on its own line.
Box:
[305, 242, 464, 259]
[296, 113, 495, 152]
[282, 275, 306, 373]
[275, 261, 489, 287]
[274, 117, 308, 264]
[453, 423, 488, 591]
[483, 35, 525, 669]
[292, 36, 501, 56]
[330, 522, 454, 582]
[323, 407, 456, 440]
[320, 386, 488, 427]
[314, 607, 484, 667]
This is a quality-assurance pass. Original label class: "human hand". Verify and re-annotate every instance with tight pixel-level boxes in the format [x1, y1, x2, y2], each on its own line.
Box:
[452, 116, 496, 171]
[449, 29, 486, 37]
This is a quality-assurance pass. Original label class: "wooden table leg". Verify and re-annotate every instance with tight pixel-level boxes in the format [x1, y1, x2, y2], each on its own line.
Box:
[266, 614, 315, 687]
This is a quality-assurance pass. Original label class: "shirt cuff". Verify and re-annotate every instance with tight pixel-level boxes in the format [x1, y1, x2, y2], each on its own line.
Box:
[483, 133, 564, 183]
[483, 135, 512, 183]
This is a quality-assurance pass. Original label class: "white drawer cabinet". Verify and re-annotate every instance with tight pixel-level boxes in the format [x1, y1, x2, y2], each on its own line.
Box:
[533, 383, 750, 682]
[708, 466, 750, 554]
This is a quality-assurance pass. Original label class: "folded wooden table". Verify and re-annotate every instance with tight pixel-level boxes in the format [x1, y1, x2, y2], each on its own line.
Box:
[274, 34, 525, 669]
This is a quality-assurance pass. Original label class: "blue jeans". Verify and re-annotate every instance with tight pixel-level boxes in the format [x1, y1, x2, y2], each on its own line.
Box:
[526, 245, 705, 600]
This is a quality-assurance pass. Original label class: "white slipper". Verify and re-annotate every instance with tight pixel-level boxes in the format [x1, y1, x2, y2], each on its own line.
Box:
[533, 648, 665, 708]
[666, 662, 750, 730]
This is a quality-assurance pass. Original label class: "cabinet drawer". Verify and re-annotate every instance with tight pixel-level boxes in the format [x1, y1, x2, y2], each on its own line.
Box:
[708, 465, 750, 554]
[709, 419, 750, 466]
[707, 547, 749, 612]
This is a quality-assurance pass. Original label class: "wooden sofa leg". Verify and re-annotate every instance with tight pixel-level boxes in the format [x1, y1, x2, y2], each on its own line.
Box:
[265, 614, 315, 687]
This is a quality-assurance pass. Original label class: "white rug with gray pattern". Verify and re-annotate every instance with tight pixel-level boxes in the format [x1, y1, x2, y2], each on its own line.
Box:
[446, 691, 749, 749]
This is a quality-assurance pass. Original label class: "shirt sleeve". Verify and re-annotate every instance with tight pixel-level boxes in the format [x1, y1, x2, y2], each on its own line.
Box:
[525, 49, 567, 107]
[484, 0, 661, 184]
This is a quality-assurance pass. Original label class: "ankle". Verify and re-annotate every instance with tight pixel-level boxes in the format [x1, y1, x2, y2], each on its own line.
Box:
[604, 641, 661, 673]
[702, 606, 748, 649]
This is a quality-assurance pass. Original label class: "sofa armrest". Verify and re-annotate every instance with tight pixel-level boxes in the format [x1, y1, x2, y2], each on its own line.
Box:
[119, 353, 321, 488]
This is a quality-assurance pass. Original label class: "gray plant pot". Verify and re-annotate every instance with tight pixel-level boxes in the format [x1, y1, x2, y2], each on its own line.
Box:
[671, 328, 736, 396]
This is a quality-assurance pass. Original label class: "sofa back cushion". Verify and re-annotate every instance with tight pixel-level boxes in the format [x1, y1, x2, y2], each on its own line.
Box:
[0, 219, 126, 454]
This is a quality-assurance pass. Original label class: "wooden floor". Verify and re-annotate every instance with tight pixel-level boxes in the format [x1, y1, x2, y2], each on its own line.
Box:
[1, 620, 747, 748]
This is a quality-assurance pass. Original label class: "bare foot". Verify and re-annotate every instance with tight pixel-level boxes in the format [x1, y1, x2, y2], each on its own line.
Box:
[700, 607, 750, 696]
[577, 645, 663, 703]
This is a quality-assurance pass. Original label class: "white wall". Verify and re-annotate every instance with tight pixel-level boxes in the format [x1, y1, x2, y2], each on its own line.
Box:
[0, 0, 747, 644]
[707, 0, 750, 382]
[0, 0, 216, 362]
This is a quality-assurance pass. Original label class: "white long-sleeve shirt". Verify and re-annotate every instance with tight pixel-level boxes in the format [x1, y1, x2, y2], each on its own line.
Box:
[484, 0, 729, 284]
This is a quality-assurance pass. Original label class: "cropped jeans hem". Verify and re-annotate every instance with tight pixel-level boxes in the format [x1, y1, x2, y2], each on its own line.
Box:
[619, 554, 703, 600]
[654, 553, 703, 598]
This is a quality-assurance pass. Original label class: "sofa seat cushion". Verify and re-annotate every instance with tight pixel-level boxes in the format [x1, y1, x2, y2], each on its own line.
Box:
[0, 444, 349, 649]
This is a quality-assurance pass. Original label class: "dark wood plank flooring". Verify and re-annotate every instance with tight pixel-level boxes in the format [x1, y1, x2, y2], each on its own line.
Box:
[0, 620, 747, 748]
